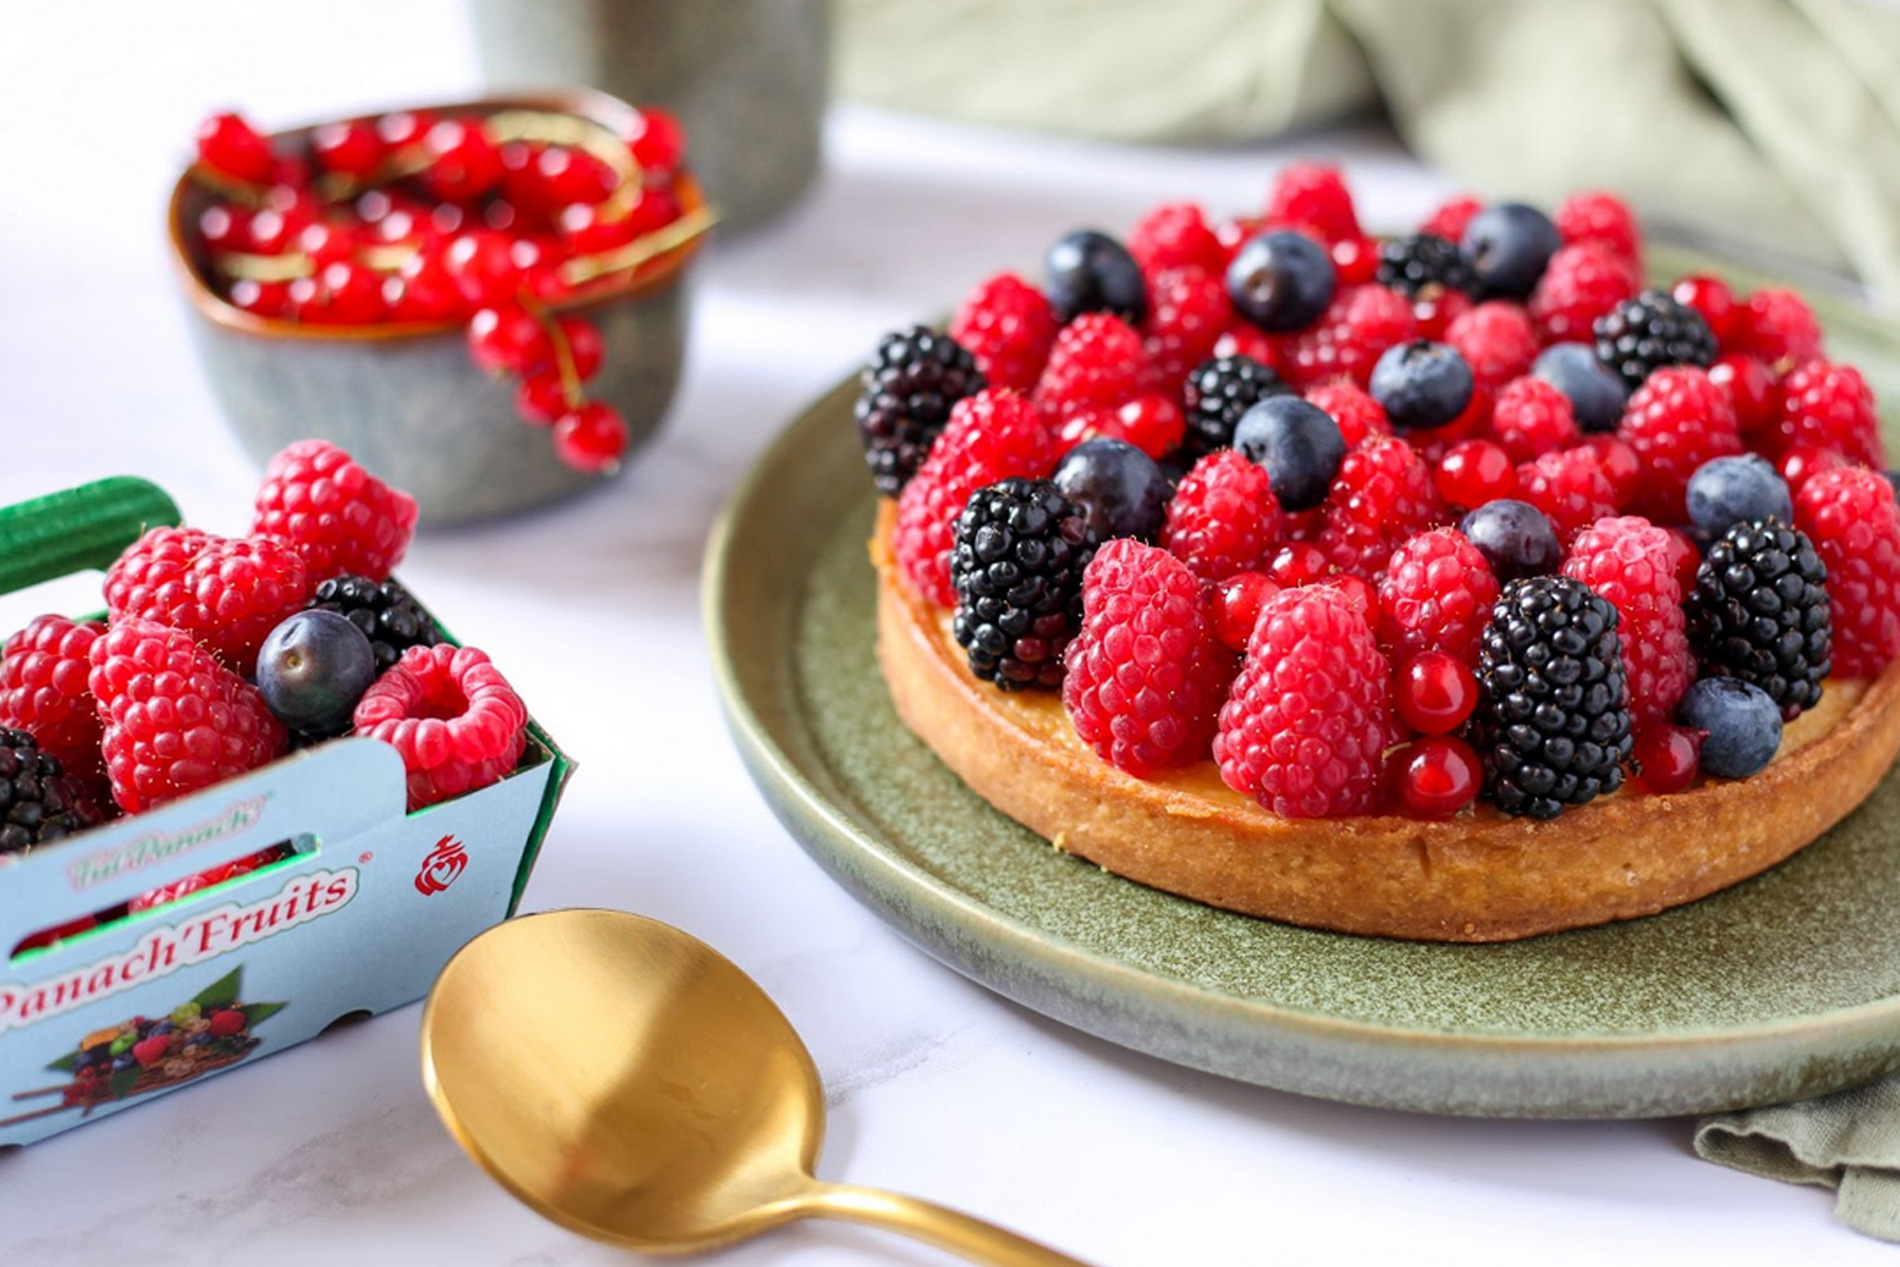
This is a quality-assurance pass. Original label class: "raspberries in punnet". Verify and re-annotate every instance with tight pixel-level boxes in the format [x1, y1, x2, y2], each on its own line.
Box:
[1420, 194, 1484, 244]
[1033, 312, 1151, 417]
[950, 272, 1059, 393]
[1618, 366, 1743, 522]
[1527, 244, 1639, 346]
[1162, 450, 1283, 581]
[352, 644, 529, 810]
[89, 618, 288, 813]
[1735, 287, 1823, 371]
[1516, 446, 1620, 542]
[1553, 191, 1641, 261]
[1775, 360, 1884, 469]
[0, 615, 108, 793]
[893, 389, 1056, 606]
[1318, 435, 1445, 580]
[1490, 376, 1581, 462]
[1445, 301, 1538, 391]
[1142, 267, 1229, 396]
[1127, 202, 1227, 278]
[1062, 540, 1237, 776]
[1377, 528, 1500, 667]
[1263, 164, 1362, 244]
[1562, 516, 1696, 731]
[252, 440, 418, 584]
[1796, 467, 1900, 677]
[1214, 586, 1393, 818]
[104, 527, 309, 677]
[1303, 379, 1391, 446]
[1277, 284, 1417, 389]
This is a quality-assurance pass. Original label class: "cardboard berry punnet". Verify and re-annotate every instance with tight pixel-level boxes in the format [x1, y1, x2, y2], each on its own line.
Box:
[0, 476, 572, 1146]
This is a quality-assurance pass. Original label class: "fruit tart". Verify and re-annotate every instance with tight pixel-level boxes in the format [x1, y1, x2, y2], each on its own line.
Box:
[856, 169, 1900, 942]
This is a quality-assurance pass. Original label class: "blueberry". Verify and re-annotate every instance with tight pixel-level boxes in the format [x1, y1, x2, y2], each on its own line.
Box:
[1677, 677, 1782, 779]
[256, 610, 378, 738]
[1460, 202, 1561, 300]
[1532, 341, 1629, 433]
[1685, 455, 1794, 538]
[1233, 396, 1347, 511]
[1225, 230, 1335, 332]
[1884, 471, 1900, 500]
[1370, 340, 1474, 431]
[1458, 499, 1562, 581]
[1044, 229, 1147, 326]
[1052, 438, 1170, 542]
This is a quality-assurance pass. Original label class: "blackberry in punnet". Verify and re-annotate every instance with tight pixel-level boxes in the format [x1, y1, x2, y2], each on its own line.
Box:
[1459, 202, 1561, 300]
[950, 479, 1098, 691]
[1045, 229, 1148, 326]
[854, 325, 986, 496]
[1233, 396, 1347, 511]
[1181, 354, 1292, 457]
[1369, 340, 1474, 432]
[1594, 289, 1718, 389]
[1225, 230, 1336, 332]
[1471, 576, 1632, 819]
[1376, 233, 1475, 300]
[310, 574, 442, 674]
[1687, 519, 1831, 719]
[1677, 677, 1782, 780]
[0, 727, 91, 856]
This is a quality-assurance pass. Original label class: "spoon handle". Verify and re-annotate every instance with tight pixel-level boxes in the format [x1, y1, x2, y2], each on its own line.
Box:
[803, 1182, 1095, 1267]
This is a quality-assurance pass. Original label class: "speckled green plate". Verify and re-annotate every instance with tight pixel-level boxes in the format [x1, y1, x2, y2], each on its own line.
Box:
[706, 246, 1900, 1119]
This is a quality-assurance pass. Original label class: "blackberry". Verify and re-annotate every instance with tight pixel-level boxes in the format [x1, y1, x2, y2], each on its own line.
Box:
[1594, 290, 1717, 389]
[1471, 576, 1633, 819]
[1181, 354, 1291, 457]
[0, 727, 90, 856]
[309, 574, 441, 674]
[950, 478, 1098, 691]
[854, 326, 986, 496]
[1376, 233, 1476, 299]
[1686, 519, 1831, 719]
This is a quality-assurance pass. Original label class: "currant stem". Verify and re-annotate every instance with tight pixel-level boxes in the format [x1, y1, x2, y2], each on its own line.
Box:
[560, 206, 718, 287]
[519, 293, 584, 410]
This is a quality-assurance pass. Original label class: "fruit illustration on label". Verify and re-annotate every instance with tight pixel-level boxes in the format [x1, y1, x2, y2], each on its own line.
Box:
[414, 835, 468, 896]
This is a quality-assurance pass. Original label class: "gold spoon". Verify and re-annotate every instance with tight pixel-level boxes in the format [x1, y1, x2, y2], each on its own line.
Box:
[420, 908, 1093, 1265]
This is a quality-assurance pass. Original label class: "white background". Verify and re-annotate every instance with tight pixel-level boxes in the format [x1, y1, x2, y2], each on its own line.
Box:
[0, 3, 1888, 1263]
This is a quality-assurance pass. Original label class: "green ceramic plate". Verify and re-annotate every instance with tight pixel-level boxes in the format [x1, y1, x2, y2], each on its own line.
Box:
[705, 246, 1900, 1119]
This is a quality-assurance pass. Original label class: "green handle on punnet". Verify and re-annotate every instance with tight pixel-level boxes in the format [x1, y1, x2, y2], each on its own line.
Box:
[0, 477, 180, 597]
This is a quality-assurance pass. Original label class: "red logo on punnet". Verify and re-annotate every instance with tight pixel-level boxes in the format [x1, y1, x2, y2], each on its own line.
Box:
[414, 836, 467, 896]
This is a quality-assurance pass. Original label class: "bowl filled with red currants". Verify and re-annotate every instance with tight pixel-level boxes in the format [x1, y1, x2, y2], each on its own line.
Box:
[169, 90, 713, 524]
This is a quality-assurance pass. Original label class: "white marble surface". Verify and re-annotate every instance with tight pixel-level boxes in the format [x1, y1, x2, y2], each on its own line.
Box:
[0, 3, 1891, 1263]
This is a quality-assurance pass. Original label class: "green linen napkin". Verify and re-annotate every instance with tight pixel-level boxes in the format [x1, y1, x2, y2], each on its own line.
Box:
[1698, 1081, 1900, 1242]
[837, 0, 1900, 301]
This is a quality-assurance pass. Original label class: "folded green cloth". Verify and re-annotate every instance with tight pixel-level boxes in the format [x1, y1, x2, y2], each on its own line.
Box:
[837, 0, 1900, 301]
[1698, 1080, 1900, 1242]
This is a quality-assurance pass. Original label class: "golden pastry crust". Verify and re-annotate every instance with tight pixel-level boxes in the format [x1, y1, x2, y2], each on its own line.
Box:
[871, 503, 1900, 942]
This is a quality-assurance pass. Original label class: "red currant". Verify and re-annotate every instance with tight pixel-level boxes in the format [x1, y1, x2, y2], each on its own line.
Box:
[423, 118, 503, 203]
[1777, 445, 1847, 491]
[443, 230, 521, 307]
[1266, 543, 1332, 588]
[1209, 572, 1280, 652]
[1323, 573, 1376, 615]
[295, 220, 357, 266]
[383, 256, 465, 322]
[1434, 439, 1517, 510]
[1330, 236, 1377, 286]
[553, 402, 630, 472]
[375, 110, 433, 150]
[198, 203, 252, 253]
[1671, 274, 1736, 345]
[556, 316, 604, 381]
[1708, 353, 1777, 438]
[228, 278, 291, 318]
[1413, 288, 1472, 341]
[1632, 724, 1703, 794]
[246, 205, 307, 255]
[196, 111, 275, 183]
[1394, 651, 1478, 735]
[623, 108, 686, 176]
[515, 371, 572, 426]
[312, 119, 384, 181]
[1582, 434, 1641, 505]
[540, 145, 617, 207]
[1392, 736, 1482, 817]
[559, 200, 640, 254]
[299, 261, 385, 325]
[467, 304, 554, 376]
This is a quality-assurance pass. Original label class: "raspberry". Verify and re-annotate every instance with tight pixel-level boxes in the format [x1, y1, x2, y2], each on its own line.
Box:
[1516, 446, 1620, 542]
[1263, 164, 1362, 245]
[1420, 194, 1484, 244]
[1377, 527, 1501, 667]
[1489, 376, 1582, 463]
[1126, 202, 1227, 278]
[1434, 438, 1519, 510]
[950, 272, 1059, 394]
[88, 618, 288, 813]
[1527, 244, 1639, 346]
[1735, 287, 1824, 371]
[104, 528, 310, 677]
[1062, 539, 1237, 775]
[1795, 467, 1900, 676]
[1302, 379, 1390, 446]
[1561, 516, 1695, 731]
[1444, 301, 1538, 392]
[1033, 312, 1151, 418]
[1584, 433, 1643, 506]
[1554, 191, 1641, 261]
[0, 615, 108, 795]
[1161, 450, 1283, 581]
[1318, 435, 1445, 579]
[1142, 267, 1228, 396]
[1775, 360, 1884, 469]
[352, 644, 529, 810]
[1277, 284, 1417, 389]
[1617, 366, 1743, 522]
[251, 440, 418, 584]
[893, 389, 1057, 606]
[1214, 586, 1392, 818]
[1673, 275, 1737, 345]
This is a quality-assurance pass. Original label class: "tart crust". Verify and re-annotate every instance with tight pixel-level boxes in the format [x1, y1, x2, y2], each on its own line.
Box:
[871, 503, 1900, 942]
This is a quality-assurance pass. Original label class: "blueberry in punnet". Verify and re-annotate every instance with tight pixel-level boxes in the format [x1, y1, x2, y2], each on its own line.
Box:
[256, 609, 379, 737]
[1686, 454, 1794, 538]
[1044, 229, 1147, 326]
[1460, 202, 1561, 300]
[1532, 341, 1629, 433]
[1677, 677, 1782, 779]
[1225, 230, 1335, 332]
[1370, 340, 1474, 431]
[1458, 499, 1562, 581]
[1053, 438, 1171, 542]
[1233, 395, 1347, 511]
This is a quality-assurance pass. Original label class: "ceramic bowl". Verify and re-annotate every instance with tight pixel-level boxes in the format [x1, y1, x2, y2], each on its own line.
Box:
[168, 90, 705, 526]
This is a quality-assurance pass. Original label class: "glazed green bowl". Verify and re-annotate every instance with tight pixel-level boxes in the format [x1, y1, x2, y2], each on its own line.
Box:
[168, 90, 705, 526]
